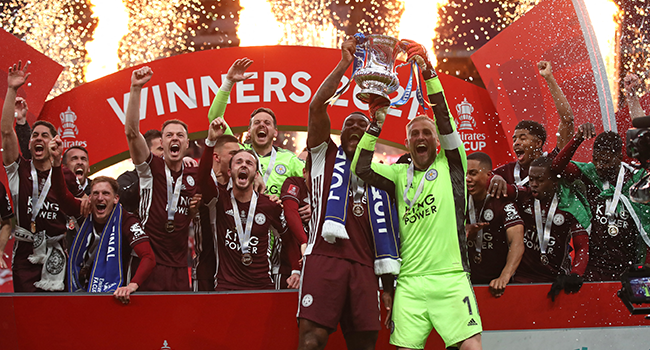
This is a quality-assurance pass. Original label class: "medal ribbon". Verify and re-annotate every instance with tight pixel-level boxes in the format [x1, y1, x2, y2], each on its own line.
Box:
[255, 147, 277, 185]
[513, 162, 529, 186]
[403, 162, 432, 212]
[350, 174, 365, 204]
[230, 192, 259, 255]
[468, 195, 490, 256]
[604, 164, 625, 223]
[30, 163, 52, 226]
[534, 194, 559, 255]
[164, 163, 184, 222]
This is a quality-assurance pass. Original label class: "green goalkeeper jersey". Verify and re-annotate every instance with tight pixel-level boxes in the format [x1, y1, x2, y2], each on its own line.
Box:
[351, 76, 469, 276]
[208, 87, 304, 195]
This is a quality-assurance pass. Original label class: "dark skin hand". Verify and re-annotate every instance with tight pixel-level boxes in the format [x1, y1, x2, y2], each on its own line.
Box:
[487, 174, 508, 199]
[575, 122, 596, 142]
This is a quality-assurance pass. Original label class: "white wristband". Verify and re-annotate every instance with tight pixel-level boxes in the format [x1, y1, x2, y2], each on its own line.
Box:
[205, 138, 217, 147]
[220, 78, 234, 92]
[291, 270, 301, 276]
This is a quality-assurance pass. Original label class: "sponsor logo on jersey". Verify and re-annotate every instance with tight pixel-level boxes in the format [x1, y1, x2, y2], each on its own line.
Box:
[57, 106, 88, 148]
[225, 209, 234, 217]
[467, 318, 478, 326]
[255, 213, 266, 225]
[403, 194, 437, 226]
[275, 164, 287, 175]
[301, 294, 313, 307]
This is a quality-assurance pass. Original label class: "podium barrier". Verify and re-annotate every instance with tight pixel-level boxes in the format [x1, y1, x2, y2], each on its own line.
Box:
[1, 282, 649, 349]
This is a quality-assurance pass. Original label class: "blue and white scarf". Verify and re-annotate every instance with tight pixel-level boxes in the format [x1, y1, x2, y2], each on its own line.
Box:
[323, 146, 400, 275]
[68, 204, 124, 293]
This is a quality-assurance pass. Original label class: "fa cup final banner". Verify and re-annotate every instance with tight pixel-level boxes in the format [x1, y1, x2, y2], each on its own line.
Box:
[38, 46, 512, 171]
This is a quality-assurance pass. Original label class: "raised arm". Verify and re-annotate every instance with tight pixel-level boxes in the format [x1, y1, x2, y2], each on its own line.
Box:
[1, 61, 30, 165]
[538, 61, 574, 150]
[14, 97, 31, 159]
[490, 224, 524, 297]
[49, 136, 83, 217]
[207, 58, 254, 137]
[623, 73, 645, 120]
[198, 118, 227, 203]
[551, 122, 595, 181]
[308, 37, 356, 148]
[125, 67, 153, 165]
[352, 125, 397, 195]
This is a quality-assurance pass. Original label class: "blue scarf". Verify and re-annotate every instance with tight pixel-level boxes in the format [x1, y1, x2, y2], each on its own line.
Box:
[323, 146, 400, 275]
[68, 204, 124, 293]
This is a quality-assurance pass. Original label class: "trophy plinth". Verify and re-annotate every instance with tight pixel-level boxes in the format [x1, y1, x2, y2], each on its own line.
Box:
[354, 34, 404, 105]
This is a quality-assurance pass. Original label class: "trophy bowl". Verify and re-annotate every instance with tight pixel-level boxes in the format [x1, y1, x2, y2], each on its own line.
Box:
[354, 34, 405, 105]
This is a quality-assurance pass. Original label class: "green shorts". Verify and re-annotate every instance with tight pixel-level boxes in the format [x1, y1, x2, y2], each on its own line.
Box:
[390, 272, 482, 349]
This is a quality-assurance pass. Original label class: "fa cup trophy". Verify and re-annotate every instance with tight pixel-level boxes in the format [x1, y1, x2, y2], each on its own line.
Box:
[353, 34, 406, 106]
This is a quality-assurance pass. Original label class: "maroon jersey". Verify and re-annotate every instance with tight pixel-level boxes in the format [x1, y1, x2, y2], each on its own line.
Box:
[116, 210, 151, 285]
[0, 182, 14, 221]
[514, 191, 587, 282]
[203, 185, 287, 290]
[280, 176, 309, 275]
[193, 178, 226, 291]
[468, 196, 523, 284]
[306, 139, 375, 267]
[493, 148, 559, 186]
[135, 153, 198, 268]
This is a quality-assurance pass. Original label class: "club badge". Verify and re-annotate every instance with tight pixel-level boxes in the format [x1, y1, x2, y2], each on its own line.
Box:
[353, 203, 364, 217]
[483, 209, 494, 222]
[425, 169, 438, 181]
[255, 213, 266, 225]
[275, 164, 287, 175]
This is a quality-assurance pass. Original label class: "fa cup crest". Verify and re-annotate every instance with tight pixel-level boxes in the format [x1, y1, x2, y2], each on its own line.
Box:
[455, 98, 476, 131]
[58, 106, 78, 139]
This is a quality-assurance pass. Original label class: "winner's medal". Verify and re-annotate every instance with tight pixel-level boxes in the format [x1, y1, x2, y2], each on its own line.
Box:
[604, 165, 625, 238]
[540, 254, 549, 265]
[165, 163, 184, 234]
[241, 252, 253, 266]
[608, 224, 619, 236]
[534, 195, 559, 269]
[29, 163, 52, 236]
[473, 253, 482, 264]
[353, 203, 364, 217]
[230, 191, 259, 268]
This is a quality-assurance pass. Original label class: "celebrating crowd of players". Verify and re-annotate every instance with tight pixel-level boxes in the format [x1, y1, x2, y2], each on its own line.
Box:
[1, 36, 649, 350]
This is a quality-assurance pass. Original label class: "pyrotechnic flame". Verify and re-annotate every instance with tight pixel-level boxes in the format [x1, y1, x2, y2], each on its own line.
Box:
[396, 0, 449, 67]
[238, 0, 283, 46]
[0, 0, 93, 98]
[84, 0, 129, 82]
[585, 0, 621, 101]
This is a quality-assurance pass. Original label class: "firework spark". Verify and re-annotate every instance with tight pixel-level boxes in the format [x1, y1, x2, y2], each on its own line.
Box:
[84, 0, 129, 82]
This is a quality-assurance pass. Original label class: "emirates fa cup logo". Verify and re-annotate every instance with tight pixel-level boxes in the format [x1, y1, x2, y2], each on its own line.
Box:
[58, 106, 78, 139]
[455, 98, 476, 131]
